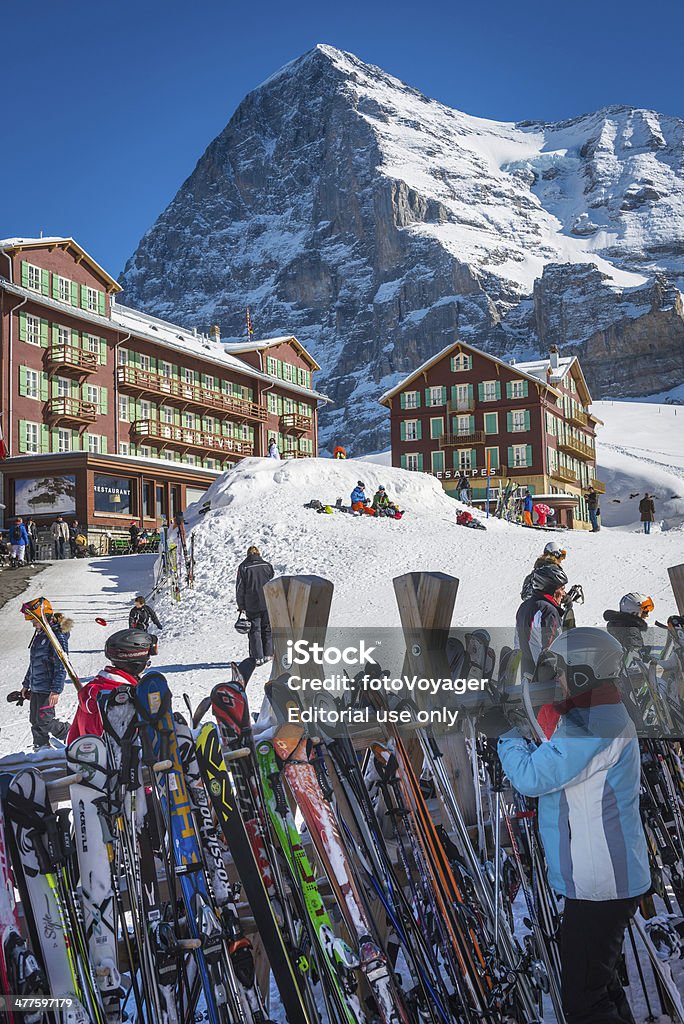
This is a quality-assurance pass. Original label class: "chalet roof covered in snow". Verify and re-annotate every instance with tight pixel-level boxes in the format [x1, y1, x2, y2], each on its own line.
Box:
[0, 236, 122, 292]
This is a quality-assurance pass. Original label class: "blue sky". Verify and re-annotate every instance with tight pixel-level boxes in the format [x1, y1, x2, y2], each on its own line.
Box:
[3, 0, 683, 277]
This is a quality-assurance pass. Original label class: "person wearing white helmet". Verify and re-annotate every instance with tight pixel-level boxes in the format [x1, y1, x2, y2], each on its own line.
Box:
[498, 627, 650, 1024]
[603, 593, 654, 654]
[520, 540, 567, 601]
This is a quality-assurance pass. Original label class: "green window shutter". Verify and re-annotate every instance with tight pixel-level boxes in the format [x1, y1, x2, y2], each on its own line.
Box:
[468, 383, 474, 403]
[432, 451, 444, 473]
[508, 446, 515, 466]
[80, 284, 88, 308]
[19, 367, 27, 396]
[524, 410, 531, 431]
[174, 409, 181, 427]
[469, 415, 475, 433]
[478, 383, 485, 401]
[506, 412, 513, 432]
[18, 421, 27, 453]
[417, 454, 424, 472]
[20, 262, 28, 287]
[400, 422, 406, 441]
[51, 428, 59, 448]
[52, 324, 59, 345]
[71, 281, 79, 306]
[430, 418, 443, 439]
[41, 270, 49, 296]
[71, 330, 79, 348]
[99, 340, 107, 364]
[51, 379, 59, 398]
[100, 387, 108, 415]
[505, 382, 512, 399]
[484, 413, 496, 433]
[40, 372, 49, 401]
[415, 392, 421, 409]
[19, 311, 27, 341]
[450, 385, 457, 403]
[40, 319, 48, 347]
[100, 436, 108, 454]
[495, 381, 502, 400]
[416, 421, 422, 441]
[98, 291, 105, 316]
[40, 424, 50, 452]
[471, 449, 477, 468]
[442, 386, 448, 404]
[522, 381, 529, 398]
[71, 380, 79, 399]
[52, 274, 59, 299]
[526, 445, 533, 467]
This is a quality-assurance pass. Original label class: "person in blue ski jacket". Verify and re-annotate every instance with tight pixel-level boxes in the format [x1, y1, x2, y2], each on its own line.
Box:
[9, 518, 29, 565]
[21, 603, 73, 750]
[522, 489, 534, 527]
[350, 481, 369, 511]
[495, 627, 650, 1024]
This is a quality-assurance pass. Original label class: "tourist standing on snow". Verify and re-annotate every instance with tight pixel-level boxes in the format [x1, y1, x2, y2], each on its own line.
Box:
[236, 545, 275, 665]
[26, 518, 38, 565]
[51, 516, 69, 559]
[603, 593, 654, 654]
[456, 473, 471, 505]
[9, 517, 29, 566]
[639, 492, 655, 534]
[268, 437, 281, 459]
[522, 489, 534, 527]
[21, 603, 72, 750]
[129, 595, 163, 631]
[497, 628, 650, 1024]
[585, 486, 600, 532]
[68, 630, 158, 742]
[515, 562, 567, 677]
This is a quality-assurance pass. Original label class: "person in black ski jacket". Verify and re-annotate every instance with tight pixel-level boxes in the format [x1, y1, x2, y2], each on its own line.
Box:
[236, 546, 275, 665]
[129, 595, 163, 632]
[515, 562, 567, 678]
[129, 522, 140, 552]
[603, 593, 653, 654]
[21, 604, 72, 750]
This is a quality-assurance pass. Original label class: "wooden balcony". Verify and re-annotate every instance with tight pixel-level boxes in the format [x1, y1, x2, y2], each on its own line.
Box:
[568, 407, 589, 428]
[47, 396, 97, 425]
[447, 398, 476, 414]
[282, 449, 314, 459]
[558, 436, 595, 462]
[280, 412, 313, 434]
[117, 366, 267, 423]
[552, 466, 579, 486]
[46, 345, 98, 375]
[591, 478, 606, 493]
[130, 419, 254, 459]
[439, 431, 486, 448]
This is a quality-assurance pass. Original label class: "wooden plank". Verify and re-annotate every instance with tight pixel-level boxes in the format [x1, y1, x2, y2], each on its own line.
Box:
[667, 563, 684, 615]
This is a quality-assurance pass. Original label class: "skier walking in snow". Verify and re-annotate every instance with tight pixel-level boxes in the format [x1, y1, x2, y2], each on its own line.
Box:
[67, 629, 158, 742]
[515, 561, 567, 677]
[8, 517, 29, 566]
[21, 603, 72, 750]
[236, 545, 275, 665]
[456, 473, 471, 505]
[639, 492, 656, 534]
[497, 627, 650, 1024]
[129, 594, 163, 631]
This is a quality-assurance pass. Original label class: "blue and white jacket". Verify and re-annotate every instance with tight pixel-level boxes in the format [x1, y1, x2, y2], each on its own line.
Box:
[498, 700, 650, 901]
[22, 627, 70, 694]
[351, 486, 367, 505]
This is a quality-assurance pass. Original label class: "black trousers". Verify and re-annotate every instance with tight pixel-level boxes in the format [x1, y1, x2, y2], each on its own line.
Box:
[248, 610, 272, 661]
[29, 692, 70, 749]
[560, 896, 639, 1024]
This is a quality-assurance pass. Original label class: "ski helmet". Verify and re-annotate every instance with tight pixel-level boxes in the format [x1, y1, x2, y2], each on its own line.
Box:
[534, 627, 624, 695]
[104, 629, 157, 676]
[543, 541, 566, 559]
[22, 597, 53, 620]
[619, 592, 654, 617]
[530, 563, 568, 594]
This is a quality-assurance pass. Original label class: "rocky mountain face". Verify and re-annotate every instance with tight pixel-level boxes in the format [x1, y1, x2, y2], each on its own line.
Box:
[120, 45, 684, 452]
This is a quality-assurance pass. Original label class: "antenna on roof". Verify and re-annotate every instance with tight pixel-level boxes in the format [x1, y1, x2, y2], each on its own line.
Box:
[39, 229, 43, 238]
[246, 307, 254, 342]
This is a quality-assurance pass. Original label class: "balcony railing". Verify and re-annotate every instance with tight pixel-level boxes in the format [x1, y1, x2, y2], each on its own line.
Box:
[558, 436, 596, 462]
[568, 407, 589, 428]
[47, 396, 97, 424]
[591, 478, 606, 493]
[131, 419, 254, 458]
[552, 466, 579, 485]
[280, 412, 313, 434]
[117, 367, 267, 422]
[447, 398, 476, 414]
[46, 345, 98, 375]
[439, 431, 486, 448]
[282, 449, 314, 459]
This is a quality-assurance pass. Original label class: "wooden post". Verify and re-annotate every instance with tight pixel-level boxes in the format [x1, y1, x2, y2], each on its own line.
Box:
[263, 574, 334, 677]
[393, 571, 478, 826]
[667, 563, 684, 615]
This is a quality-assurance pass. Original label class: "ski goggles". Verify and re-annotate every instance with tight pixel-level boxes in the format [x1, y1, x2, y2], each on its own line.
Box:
[640, 597, 655, 614]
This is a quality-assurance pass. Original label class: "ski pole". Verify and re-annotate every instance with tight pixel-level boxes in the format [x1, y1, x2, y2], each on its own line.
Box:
[626, 920, 657, 1023]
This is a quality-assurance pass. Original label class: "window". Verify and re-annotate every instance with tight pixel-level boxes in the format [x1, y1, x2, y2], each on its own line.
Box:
[510, 410, 527, 432]
[456, 449, 472, 470]
[283, 363, 294, 383]
[451, 352, 472, 372]
[119, 396, 129, 422]
[56, 377, 70, 398]
[484, 412, 498, 434]
[139, 446, 151, 458]
[87, 434, 101, 454]
[186, 454, 196, 466]
[182, 367, 193, 386]
[26, 263, 42, 292]
[160, 361, 172, 379]
[430, 417, 444, 439]
[86, 287, 100, 313]
[482, 380, 498, 402]
[25, 369, 39, 399]
[84, 334, 99, 354]
[404, 391, 419, 410]
[85, 385, 99, 407]
[509, 379, 526, 399]
[25, 314, 41, 346]
[25, 422, 40, 453]
[139, 400, 151, 420]
[511, 444, 529, 467]
[139, 354, 151, 372]
[206, 459, 216, 470]
[485, 446, 500, 471]
[205, 416, 216, 433]
[118, 349, 129, 366]
[161, 406, 173, 424]
[404, 420, 419, 442]
[456, 415, 471, 436]
[429, 386, 444, 407]
[183, 413, 194, 430]
[57, 429, 71, 453]
[406, 453, 420, 472]
[453, 383, 471, 410]
[267, 393, 278, 415]
[57, 276, 71, 303]
[57, 326, 70, 348]
[119, 442, 130, 456]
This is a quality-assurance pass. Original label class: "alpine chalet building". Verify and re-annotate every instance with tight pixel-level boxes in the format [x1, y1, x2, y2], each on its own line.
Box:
[0, 237, 327, 545]
[379, 340, 604, 530]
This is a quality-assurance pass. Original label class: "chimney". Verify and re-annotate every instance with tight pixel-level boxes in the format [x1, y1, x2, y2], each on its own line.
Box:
[549, 345, 559, 371]
[210, 324, 221, 343]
